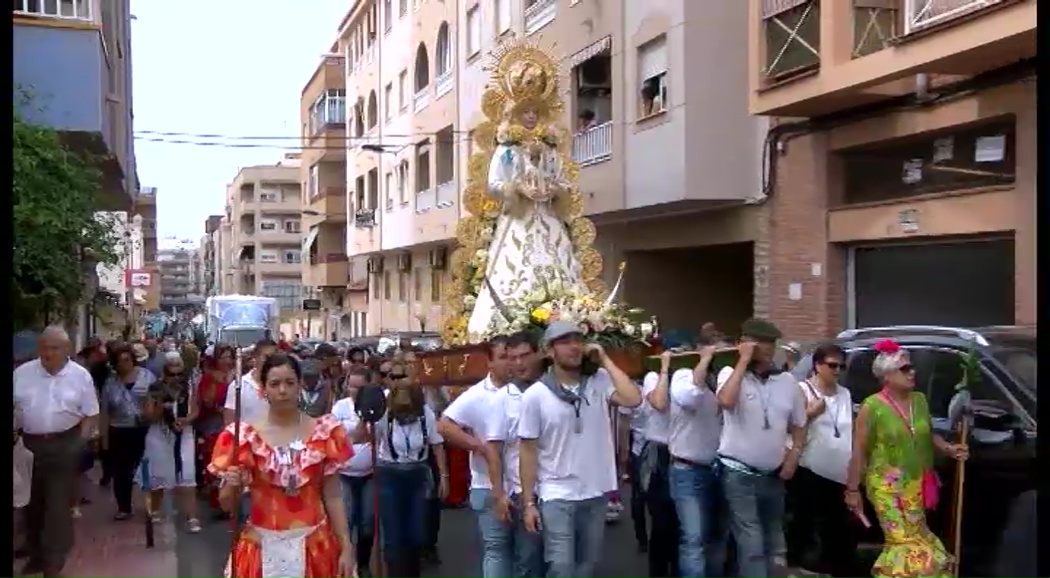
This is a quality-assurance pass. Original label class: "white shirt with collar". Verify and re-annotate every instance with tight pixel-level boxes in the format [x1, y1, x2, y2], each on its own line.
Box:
[641, 371, 671, 445]
[486, 382, 531, 495]
[442, 375, 504, 490]
[668, 368, 722, 465]
[518, 368, 618, 502]
[716, 366, 807, 472]
[224, 371, 269, 424]
[14, 359, 99, 435]
[331, 396, 374, 477]
[374, 406, 444, 464]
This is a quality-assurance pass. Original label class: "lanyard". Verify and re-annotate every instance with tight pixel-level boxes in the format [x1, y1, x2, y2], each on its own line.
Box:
[879, 390, 915, 436]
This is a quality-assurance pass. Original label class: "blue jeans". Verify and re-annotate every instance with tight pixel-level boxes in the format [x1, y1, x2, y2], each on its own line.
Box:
[340, 474, 375, 543]
[470, 489, 545, 578]
[376, 463, 429, 551]
[670, 461, 728, 577]
[720, 468, 786, 578]
[539, 496, 607, 578]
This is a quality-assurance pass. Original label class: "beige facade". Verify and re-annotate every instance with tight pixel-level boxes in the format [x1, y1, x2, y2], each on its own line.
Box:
[221, 157, 306, 313]
[748, 0, 1036, 339]
[307, 0, 771, 337]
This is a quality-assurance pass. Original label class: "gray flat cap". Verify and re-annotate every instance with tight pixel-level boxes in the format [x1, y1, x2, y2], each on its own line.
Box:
[543, 320, 584, 344]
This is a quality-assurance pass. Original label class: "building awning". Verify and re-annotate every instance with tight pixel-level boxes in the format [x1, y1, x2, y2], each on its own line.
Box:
[569, 36, 611, 69]
[302, 226, 320, 255]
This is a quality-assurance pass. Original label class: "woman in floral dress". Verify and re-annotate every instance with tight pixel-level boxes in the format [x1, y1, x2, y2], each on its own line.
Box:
[845, 340, 969, 578]
[197, 344, 237, 513]
[210, 352, 356, 577]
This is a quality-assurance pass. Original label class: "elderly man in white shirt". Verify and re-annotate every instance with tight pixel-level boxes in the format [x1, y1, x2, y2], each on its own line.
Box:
[13, 326, 100, 576]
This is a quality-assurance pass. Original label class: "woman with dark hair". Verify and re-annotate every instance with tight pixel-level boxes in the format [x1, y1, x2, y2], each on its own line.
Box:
[197, 344, 237, 514]
[210, 352, 356, 577]
[142, 351, 201, 532]
[785, 342, 858, 576]
[373, 364, 449, 577]
[100, 343, 155, 519]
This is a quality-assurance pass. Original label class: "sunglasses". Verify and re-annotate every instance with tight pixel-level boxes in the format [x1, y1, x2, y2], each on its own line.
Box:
[388, 373, 408, 380]
[823, 362, 843, 371]
[898, 364, 915, 374]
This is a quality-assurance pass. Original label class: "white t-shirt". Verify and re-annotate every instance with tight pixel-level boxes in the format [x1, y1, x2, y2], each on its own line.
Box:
[442, 376, 504, 490]
[373, 406, 444, 464]
[518, 369, 618, 502]
[331, 397, 374, 477]
[797, 380, 853, 484]
[641, 371, 671, 445]
[486, 383, 530, 495]
[617, 381, 649, 456]
[223, 372, 269, 424]
[668, 369, 722, 465]
[14, 359, 99, 435]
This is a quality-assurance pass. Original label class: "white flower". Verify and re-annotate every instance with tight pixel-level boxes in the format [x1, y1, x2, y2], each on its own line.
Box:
[479, 228, 494, 242]
[623, 324, 636, 336]
[640, 322, 654, 336]
[464, 295, 476, 308]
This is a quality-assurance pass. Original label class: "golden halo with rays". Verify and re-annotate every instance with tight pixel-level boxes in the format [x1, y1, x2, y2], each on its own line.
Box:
[483, 37, 563, 121]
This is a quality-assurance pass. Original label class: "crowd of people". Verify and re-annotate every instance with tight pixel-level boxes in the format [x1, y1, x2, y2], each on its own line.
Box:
[12, 316, 970, 578]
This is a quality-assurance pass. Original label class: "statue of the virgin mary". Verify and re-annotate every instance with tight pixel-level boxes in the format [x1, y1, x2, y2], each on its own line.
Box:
[463, 42, 592, 338]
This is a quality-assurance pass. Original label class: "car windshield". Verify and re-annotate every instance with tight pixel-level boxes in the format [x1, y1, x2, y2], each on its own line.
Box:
[991, 341, 1036, 395]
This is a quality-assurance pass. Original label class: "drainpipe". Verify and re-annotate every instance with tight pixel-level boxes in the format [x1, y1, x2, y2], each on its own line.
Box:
[914, 73, 931, 101]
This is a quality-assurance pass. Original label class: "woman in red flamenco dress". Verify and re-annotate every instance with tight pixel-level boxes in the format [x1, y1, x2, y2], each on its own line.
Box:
[210, 352, 356, 578]
[197, 345, 238, 513]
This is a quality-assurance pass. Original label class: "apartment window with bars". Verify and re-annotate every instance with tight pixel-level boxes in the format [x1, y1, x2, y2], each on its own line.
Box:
[853, 0, 897, 58]
[762, 0, 821, 80]
[15, 0, 92, 20]
[309, 90, 347, 133]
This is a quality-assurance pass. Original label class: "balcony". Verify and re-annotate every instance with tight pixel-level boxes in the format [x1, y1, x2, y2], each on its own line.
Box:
[435, 72, 454, 99]
[415, 188, 437, 213]
[255, 228, 301, 245]
[13, 0, 94, 21]
[309, 253, 350, 287]
[524, 0, 557, 35]
[307, 186, 348, 221]
[413, 89, 430, 113]
[749, 0, 1036, 117]
[306, 89, 348, 162]
[354, 208, 377, 228]
[572, 122, 613, 167]
[436, 181, 457, 207]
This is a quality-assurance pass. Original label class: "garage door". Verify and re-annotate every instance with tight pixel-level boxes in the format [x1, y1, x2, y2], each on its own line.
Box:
[851, 238, 1015, 328]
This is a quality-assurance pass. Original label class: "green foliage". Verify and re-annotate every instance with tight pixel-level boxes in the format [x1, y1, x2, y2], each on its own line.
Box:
[12, 108, 121, 328]
[958, 339, 981, 391]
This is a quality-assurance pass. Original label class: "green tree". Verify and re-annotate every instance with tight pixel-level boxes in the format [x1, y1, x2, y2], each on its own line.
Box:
[13, 108, 121, 329]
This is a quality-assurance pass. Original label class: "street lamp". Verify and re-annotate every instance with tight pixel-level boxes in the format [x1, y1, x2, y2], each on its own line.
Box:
[359, 143, 401, 154]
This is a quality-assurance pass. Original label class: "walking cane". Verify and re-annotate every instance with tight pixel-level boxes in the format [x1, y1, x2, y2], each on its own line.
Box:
[947, 387, 973, 578]
[227, 344, 246, 575]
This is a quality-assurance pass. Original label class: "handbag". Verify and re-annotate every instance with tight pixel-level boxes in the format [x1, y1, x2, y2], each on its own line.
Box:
[13, 437, 34, 508]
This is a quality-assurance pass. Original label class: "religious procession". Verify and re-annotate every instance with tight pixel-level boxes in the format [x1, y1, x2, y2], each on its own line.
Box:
[12, 1, 1037, 578]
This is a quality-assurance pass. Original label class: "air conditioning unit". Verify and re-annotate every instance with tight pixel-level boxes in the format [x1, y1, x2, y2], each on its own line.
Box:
[366, 256, 383, 275]
[429, 247, 447, 270]
[397, 252, 412, 271]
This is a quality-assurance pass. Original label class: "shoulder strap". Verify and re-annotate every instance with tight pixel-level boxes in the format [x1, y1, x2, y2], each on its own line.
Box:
[418, 409, 428, 461]
[387, 414, 398, 461]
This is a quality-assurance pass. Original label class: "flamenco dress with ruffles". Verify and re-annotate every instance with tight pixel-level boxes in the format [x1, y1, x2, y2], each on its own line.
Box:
[196, 371, 230, 511]
[862, 392, 952, 577]
[208, 414, 353, 578]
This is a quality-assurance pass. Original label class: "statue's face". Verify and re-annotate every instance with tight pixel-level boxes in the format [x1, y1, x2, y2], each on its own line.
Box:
[520, 108, 539, 129]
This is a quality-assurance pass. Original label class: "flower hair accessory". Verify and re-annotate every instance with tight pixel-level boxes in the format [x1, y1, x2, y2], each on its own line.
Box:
[873, 339, 901, 355]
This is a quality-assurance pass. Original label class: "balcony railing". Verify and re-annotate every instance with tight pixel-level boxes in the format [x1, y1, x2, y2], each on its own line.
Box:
[524, 0, 557, 35]
[413, 89, 430, 113]
[354, 208, 377, 228]
[435, 72, 454, 99]
[903, 0, 1002, 34]
[436, 181, 457, 207]
[415, 188, 436, 213]
[14, 0, 93, 21]
[572, 122, 613, 167]
[309, 92, 347, 134]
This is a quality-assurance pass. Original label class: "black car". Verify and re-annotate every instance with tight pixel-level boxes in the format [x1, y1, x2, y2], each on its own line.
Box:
[791, 325, 1037, 577]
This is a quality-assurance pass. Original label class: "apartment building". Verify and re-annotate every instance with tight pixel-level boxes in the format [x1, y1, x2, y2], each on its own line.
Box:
[158, 244, 199, 313]
[222, 157, 306, 312]
[325, 0, 770, 335]
[747, 0, 1036, 338]
[202, 215, 223, 297]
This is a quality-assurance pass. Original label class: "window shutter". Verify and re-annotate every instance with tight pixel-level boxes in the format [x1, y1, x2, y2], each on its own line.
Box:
[638, 38, 667, 83]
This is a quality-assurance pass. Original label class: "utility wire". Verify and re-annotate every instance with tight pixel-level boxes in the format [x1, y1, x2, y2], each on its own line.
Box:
[135, 128, 475, 140]
[134, 135, 475, 150]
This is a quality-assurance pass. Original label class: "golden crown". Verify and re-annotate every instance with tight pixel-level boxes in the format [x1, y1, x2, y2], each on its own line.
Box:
[484, 39, 561, 115]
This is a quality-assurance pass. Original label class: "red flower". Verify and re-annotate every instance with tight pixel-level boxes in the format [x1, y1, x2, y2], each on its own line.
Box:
[874, 339, 901, 354]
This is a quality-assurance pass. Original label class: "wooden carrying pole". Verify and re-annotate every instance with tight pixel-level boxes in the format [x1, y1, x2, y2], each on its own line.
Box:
[228, 349, 245, 574]
[950, 417, 969, 578]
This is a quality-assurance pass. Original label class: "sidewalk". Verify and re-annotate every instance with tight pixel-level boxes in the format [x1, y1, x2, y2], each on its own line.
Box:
[53, 483, 178, 577]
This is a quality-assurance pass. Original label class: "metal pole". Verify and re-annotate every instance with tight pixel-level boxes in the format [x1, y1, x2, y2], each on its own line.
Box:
[228, 338, 245, 573]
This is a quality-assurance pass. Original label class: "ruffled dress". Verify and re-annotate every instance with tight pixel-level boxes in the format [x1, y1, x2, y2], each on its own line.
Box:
[208, 415, 353, 578]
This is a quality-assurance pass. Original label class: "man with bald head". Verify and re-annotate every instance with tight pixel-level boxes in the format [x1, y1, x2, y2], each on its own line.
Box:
[14, 326, 100, 577]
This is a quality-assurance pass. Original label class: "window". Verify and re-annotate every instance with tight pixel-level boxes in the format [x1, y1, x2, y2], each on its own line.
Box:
[397, 70, 408, 111]
[383, 270, 391, 300]
[466, 5, 481, 58]
[496, 0, 511, 34]
[384, 172, 394, 209]
[260, 191, 279, 202]
[399, 0, 408, 18]
[763, 0, 820, 80]
[398, 271, 409, 302]
[309, 165, 319, 199]
[383, 0, 393, 32]
[284, 220, 301, 233]
[259, 252, 279, 264]
[638, 36, 668, 118]
[436, 23, 452, 77]
[397, 160, 409, 204]
[283, 250, 302, 264]
[430, 269, 442, 302]
[367, 91, 378, 129]
[373, 274, 382, 299]
[384, 83, 394, 121]
[414, 43, 430, 92]
[412, 268, 423, 300]
[259, 220, 278, 231]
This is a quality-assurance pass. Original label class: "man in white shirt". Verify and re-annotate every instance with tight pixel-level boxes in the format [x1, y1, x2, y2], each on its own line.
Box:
[617, 382, 649, 553]
[715, 319, 807, 578]
[518, 321, 642, 578]
[638, 352, 680, 577]
[13, 326, 100, 576]
[668, 345, 728, 578]
[331, 368, 378, 575]
[438, 335, 513, 577]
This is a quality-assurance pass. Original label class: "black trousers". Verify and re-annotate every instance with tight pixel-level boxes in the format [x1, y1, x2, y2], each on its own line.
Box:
[785, 466, 859, 577]
[107, 426, 148, 513]
[424, 448, 442, 550]
[627, 434, 648, 548]
[646, 443, 680, 578]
